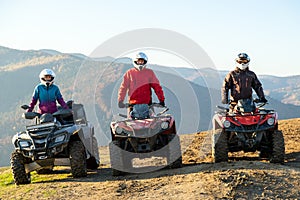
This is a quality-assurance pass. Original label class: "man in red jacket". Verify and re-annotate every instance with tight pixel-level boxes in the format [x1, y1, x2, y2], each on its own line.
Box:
[118, 52, 165, 111]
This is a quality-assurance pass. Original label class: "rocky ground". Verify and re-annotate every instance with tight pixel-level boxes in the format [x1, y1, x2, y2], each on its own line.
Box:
[1, 118, 300, 200]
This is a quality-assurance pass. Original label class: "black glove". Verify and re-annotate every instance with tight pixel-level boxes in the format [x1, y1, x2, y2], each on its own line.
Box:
[260, 97, 268, 103]
[221, 98, 228, 104]
[118, 101, 125, 108]
[159, 101, 165, 107]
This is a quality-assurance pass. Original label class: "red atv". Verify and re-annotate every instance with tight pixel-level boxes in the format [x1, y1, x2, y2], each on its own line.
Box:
[212, 98, 285, 163]
[109, 103, 182, 176]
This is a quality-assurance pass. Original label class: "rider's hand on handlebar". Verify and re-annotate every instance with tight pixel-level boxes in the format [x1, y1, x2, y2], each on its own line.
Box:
[159, 101, 165, 107]
[221, 98, 228, 104]
[118, 101, 126, 108]
[259, 97, 268, 103]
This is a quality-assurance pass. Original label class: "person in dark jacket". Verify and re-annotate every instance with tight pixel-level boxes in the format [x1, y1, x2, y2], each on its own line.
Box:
[28, 68, 68, 114]
[222, 53, 267, 108]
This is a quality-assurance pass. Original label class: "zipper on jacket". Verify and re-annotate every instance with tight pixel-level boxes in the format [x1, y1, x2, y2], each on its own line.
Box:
[47, 85, 50, 105]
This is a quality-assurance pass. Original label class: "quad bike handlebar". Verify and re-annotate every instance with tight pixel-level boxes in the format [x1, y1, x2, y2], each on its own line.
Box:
[253, 98, 268, 108]
[216, 98, 270, 115]
[123, 102, 166, 108]
[21, 104, 72, 120]
[21, 105, 41, 119]
[118, 103, 169, 118]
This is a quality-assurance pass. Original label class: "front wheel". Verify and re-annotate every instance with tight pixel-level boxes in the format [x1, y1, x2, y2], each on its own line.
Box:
[109, 140, 128, 176]
[212, 129, 228, 163]
[270, 130, 285, 163]
[11, 151, 31, 185]
[69, 140, 87, 178]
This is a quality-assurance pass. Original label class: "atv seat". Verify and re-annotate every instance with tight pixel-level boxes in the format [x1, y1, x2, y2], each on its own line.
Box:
[58, 102, 88, 125]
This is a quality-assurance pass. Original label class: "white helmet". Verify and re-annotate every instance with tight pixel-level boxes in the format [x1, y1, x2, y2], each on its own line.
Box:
[236, 53, 250, 70]
[39, 69, 56, 86]
[133, 52, 148, 71]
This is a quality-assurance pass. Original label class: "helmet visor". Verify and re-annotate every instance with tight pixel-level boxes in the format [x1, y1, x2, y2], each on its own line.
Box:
[237, 59, 249, 64]
[136, 58, 145, 65]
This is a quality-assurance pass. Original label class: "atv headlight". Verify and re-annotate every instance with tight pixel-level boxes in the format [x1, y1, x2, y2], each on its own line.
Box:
[115, 126, 123, 134]
[267, 117, 275, 126]
[19, 141, 31, 148]
[54, 135, 66, 143]
[223, 120, 231, 128]
[161, 121, 169, 130]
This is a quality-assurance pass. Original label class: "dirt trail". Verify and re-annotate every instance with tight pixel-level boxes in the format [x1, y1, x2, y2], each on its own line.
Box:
[1, 118, 300, 200]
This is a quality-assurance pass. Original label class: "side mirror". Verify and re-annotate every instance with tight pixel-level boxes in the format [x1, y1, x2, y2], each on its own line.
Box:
[21, 105, 30, 110]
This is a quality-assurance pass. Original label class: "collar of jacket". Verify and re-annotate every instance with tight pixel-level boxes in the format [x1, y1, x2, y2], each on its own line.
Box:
[39, 83, 54, 88]
[235, 67, 249, 73]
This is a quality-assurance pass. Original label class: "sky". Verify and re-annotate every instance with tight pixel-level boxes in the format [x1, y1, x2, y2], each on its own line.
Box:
[0, 0, 299, 76]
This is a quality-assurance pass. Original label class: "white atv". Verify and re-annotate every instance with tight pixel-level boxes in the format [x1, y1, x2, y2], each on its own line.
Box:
[11, 101, 100, 185]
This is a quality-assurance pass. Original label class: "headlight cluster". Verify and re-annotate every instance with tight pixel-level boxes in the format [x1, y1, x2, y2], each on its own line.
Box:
[115, 126, 123, 134]
[19, 141, 31, 148]
[54, 135, 66, 143]
[114, 125, 132, 136]
[223, 120, 231, 128]
[267, 117, 275, 126]
[160, 121, 169, 130]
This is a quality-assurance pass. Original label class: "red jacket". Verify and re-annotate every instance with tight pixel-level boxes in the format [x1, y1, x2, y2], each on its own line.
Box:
[118, 68, 165, 104]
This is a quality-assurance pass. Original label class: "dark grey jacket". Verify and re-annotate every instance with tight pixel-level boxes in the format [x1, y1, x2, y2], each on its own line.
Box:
[222, 67, 265, 103]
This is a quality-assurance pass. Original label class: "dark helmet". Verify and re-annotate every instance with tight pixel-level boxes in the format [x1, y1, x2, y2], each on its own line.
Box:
[235, 53, 250, 70]
[235, 53, 250, 64]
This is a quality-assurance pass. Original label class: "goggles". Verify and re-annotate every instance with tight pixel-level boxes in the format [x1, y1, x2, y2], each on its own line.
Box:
[237, 59, 249, 64]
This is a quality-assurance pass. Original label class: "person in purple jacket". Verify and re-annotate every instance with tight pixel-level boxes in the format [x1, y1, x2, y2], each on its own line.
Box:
[27, 69, 68, 114]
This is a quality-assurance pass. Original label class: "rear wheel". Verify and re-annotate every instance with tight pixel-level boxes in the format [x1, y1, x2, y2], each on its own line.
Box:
[69, 140, 87, 177]
[11, 151, 31, 185]
[270, 130, 285, 163]
[212, 129, 228, 163]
